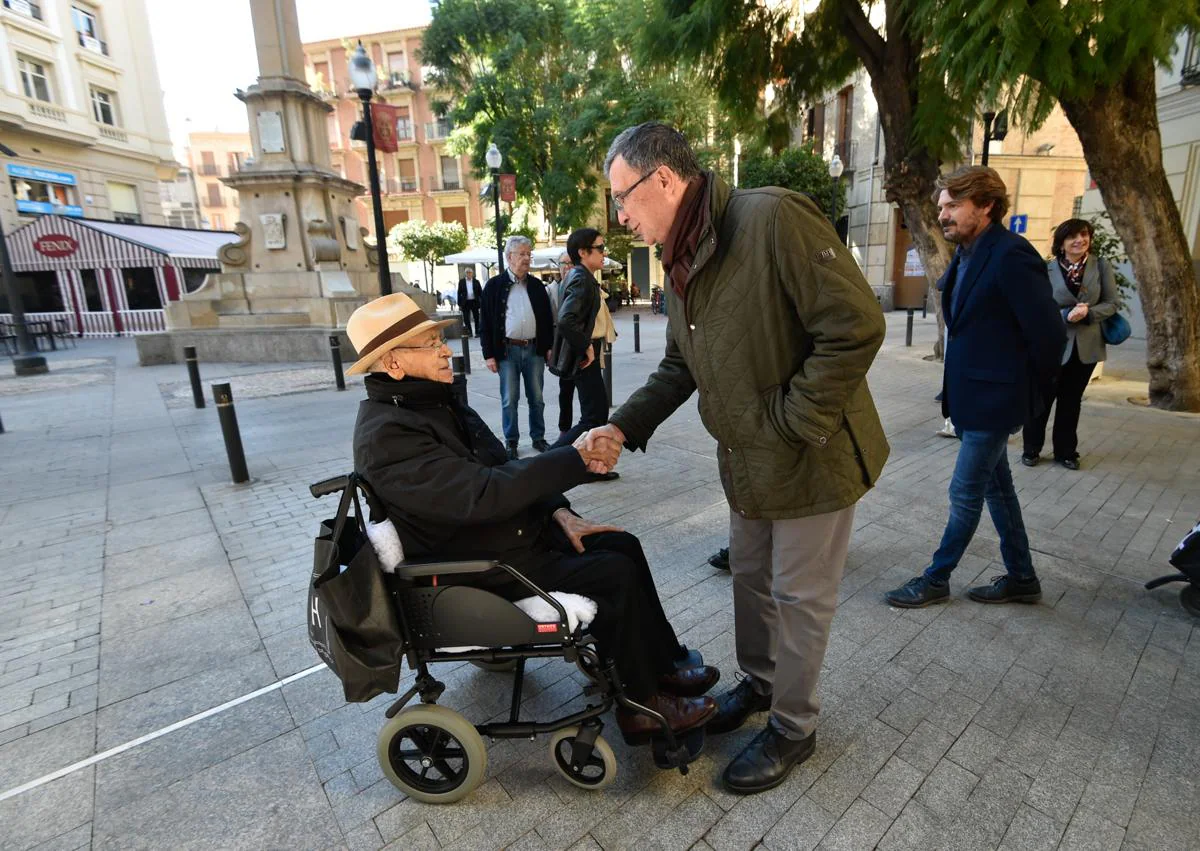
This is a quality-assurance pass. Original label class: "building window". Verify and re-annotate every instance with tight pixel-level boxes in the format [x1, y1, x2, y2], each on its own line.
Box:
[835, 86, 854, 165]
[441, 206, 467, 228]
[107, 181, 141, 223]
[90, 87, 118, 126]
[17, 55, 53, 103]
[199, 151, 218, 176]
[205, 183, 223, 207]
[72, 5, 107, 55]
[227, 152, 247, 173]
[396, 106, 413, 141]
[386, 51, 407, 86]
[398, 158, 417, 192]
[312, 60, 332, 95]
[439, 156, 460, 190]
[1183, 30, 1200, 86]
[10, 174, 80, 216]
[1072, 196, 1083, 217]
[211, 213, 225, 230]
[80, 269, 104, 311]
[3, 0, 43, 22]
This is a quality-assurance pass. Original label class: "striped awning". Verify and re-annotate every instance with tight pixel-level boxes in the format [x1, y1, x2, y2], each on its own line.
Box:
[4, 214, 235, 272]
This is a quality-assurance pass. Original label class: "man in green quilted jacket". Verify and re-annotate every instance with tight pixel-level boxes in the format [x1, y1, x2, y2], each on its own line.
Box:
[586, 122, 890, 794]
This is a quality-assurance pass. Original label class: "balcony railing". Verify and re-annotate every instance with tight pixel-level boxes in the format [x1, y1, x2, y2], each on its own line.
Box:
[28, 102, 66, 122]
[432, 179, 462, 192]
[198, 164, 221, 176]
[98, 125, 127, 142]
[1183, 60, 1200, 87]
[384, 178, 421, 195]
[384, 71, 413, 90]
[3, 0, 42, 21]
[424, 120, 453, 141]
[202, 196, 226, 208]
[78, 32, 108, 56]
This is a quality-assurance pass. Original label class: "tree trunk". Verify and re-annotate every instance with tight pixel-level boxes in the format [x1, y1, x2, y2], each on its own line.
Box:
[1058, 58, 1200, 411]
[842, 0, 953, 359]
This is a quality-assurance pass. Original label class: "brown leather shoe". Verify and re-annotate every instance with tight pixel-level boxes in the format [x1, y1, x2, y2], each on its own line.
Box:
[658, 664, 720, 697]
[616, 693, 717, 745]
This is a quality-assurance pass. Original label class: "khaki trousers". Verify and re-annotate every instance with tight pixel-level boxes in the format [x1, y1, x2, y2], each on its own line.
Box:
[728, 504, 855, 739]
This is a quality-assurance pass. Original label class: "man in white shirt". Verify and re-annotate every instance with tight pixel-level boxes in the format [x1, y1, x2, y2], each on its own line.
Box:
[479, 236, 556, 460]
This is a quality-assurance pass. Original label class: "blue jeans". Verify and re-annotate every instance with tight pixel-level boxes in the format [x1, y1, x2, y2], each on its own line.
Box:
[499, 345, 545, 445]
[925, 429, 1035, 582]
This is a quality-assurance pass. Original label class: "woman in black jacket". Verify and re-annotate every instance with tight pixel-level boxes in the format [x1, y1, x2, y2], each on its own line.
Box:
[344, 293, 719, 743]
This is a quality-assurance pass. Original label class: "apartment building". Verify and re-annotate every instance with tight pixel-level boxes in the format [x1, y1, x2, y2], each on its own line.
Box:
[185, 130, 252, 231]
[159, 166, 201, 229]
[301, 27, 487, 235]
[0, 0, 177, 234]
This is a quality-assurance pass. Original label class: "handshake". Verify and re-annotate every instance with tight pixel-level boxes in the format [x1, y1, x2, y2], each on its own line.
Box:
[573, 424, 625, 475]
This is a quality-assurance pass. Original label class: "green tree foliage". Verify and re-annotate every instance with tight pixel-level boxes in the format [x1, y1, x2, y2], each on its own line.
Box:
[389, 220, 468, 292]
[917, 0, 1200, 410]
[421, 0, 747, 238]
[739, 146, 845, 218]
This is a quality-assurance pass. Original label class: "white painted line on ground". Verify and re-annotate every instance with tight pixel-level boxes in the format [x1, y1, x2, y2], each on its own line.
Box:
[0, 662, 327, 803]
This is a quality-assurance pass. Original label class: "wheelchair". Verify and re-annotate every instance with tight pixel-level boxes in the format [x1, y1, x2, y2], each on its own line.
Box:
[309, 475, 704, 804]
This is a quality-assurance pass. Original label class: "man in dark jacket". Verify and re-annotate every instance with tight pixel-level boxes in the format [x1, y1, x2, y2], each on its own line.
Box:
[885, 167, 1065, 609]
[585, 122, 891, 794]
[479, 236, 555, 460]
[456, 267, 482, 336]
[344, 292, 719, 742]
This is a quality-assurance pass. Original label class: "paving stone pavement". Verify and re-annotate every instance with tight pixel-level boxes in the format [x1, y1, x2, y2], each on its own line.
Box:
[1, 309, 1197, 851]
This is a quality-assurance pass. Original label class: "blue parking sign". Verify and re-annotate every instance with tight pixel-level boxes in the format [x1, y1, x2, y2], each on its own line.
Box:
[1009, 214, 1028, 234]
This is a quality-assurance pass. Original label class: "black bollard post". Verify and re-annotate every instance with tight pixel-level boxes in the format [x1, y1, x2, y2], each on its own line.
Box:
[329, 335, 346, 390]
[0, 412, 4, 434]
[906, 309, 915, 347]
[460, 334, 472, 374]
[604, 342, 613, 406]
[451, 355, 465, 376]
[212, 383, 249, 484]
[184, 346, 205, 409]
[633, 313, 640, 353]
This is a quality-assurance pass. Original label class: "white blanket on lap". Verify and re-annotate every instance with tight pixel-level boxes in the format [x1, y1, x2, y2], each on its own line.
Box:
[365, 518, 597, 650]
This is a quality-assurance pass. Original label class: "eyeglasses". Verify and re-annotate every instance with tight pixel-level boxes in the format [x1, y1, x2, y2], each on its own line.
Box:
[394, 334, 447, 351]
[612, 169, 656, 212]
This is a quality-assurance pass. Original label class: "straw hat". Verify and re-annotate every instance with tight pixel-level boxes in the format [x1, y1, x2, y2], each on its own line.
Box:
[344, 293, 456, 375]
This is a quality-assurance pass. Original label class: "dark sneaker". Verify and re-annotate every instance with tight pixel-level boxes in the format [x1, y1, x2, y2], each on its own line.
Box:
[722, 725, 816, 794]
[1020, 453, 1040, 467]
[532, 439, 551, 453]
[707, 675, 772, 734]
[505, 444, 519, 461]
[967, 574, 1042, 604]
[708, 547, 730, 571]
[1056, 455, 1081, 470]
[884, 575, 950, 608]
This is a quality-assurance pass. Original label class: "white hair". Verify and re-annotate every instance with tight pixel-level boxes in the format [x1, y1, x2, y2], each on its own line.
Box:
[504, 235, 532, 257]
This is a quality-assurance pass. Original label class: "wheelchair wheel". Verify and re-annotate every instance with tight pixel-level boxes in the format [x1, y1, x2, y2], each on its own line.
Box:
[1182, 584, 1200, 618]
[470, 659, 518, 673]
[548, 726, 617, 791]
[378, 704, 488, 804]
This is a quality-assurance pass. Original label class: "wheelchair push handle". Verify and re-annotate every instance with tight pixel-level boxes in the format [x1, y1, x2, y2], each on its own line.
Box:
[310, 475, 350, 499]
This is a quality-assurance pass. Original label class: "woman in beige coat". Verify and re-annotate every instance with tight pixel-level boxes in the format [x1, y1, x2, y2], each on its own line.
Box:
[1021, 218, 1118, 470]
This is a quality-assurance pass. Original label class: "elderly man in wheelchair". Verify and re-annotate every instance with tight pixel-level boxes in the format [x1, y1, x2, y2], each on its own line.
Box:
[325, 293, 719, 803]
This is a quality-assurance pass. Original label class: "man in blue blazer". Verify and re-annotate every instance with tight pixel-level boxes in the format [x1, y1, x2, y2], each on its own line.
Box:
[886, 166, 1065, 608]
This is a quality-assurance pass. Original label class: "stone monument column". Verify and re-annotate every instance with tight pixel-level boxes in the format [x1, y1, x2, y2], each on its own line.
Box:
[144, 0, 431, 364]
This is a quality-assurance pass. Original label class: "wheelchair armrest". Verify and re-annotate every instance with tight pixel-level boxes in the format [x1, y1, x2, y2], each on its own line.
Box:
[395, 560, 499, 579]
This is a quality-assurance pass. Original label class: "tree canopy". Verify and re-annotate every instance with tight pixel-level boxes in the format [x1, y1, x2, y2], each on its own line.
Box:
[389, 220, 468, 291]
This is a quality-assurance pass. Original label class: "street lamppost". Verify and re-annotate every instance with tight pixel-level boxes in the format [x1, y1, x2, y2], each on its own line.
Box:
[981, 109, 1008, 168]
[485, 143, 504, 272]
[349, 42, 392, 296]
[0, 142, 48, 376]
[828, 153, 844, 238]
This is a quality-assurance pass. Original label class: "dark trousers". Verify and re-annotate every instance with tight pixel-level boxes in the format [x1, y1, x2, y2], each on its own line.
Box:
[572, 340, 609, 431]
[491, 530, 680, 699]
[557, 376, 576, 434]
[1022, 345, 1095, 461]
[460, 301, 480, 336]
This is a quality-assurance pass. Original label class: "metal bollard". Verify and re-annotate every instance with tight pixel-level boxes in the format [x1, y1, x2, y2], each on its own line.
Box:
[460, 334, 472, 374]
[212, 383, 249, 484]
[452, 354, 465, 376]
[633, 313, 640, 353]
[184, 346, 205, 409]
[329, 335, 346, 390]
[905, 309, 915, 347]
[603, 342, 613, 406]
[0, 412, 5, 434]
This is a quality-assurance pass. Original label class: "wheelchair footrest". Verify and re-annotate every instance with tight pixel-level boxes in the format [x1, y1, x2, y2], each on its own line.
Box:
[651, 727, 705, 773]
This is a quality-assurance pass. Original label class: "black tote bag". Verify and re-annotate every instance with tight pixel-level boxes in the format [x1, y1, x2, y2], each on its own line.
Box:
[308, 475, 406, 702]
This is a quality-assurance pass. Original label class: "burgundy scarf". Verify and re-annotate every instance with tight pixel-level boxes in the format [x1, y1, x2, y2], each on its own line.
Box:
[660, 175, 711, 303]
